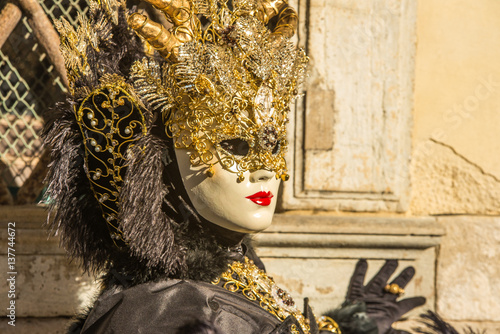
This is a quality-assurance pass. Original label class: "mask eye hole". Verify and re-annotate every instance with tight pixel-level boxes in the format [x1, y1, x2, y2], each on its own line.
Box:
[272, 140, 281, 155]
[219, 138, 250, 157]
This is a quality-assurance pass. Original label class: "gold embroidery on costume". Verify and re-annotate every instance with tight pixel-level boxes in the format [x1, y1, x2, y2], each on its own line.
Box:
[76, 75, 147, 243]
[317, 315, 342, 333]
[290, 324, 300, 334]
[213, 257, 311, 333]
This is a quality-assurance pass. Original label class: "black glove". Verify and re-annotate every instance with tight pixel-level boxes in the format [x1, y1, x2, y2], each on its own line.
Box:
[325, 301, 378, 334]
[345, 259, 426, 334]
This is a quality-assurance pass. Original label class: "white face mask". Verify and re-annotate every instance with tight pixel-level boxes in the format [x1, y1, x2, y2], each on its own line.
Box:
[175, 147, 281, 233]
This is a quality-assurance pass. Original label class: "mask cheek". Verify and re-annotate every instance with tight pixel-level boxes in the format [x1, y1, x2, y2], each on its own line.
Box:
[189, 182, 224, 217]
[186, 173, 249, 230]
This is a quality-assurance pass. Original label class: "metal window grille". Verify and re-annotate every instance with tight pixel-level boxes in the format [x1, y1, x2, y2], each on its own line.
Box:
[0, 0, 89, 202]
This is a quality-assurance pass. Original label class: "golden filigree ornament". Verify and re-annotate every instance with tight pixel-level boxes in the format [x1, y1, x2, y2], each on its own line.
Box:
[291, 324, 301, 334]
[317, 316, 342, 333]
[213, 257, 311, 333]
[128, 0, 308, 182]
[97, 0, 122, 24]
[54, 1, 115, 96]
[76, 75, 147, 244]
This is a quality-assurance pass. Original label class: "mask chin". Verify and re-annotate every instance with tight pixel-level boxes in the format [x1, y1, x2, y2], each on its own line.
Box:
[174, 147, 281, 233]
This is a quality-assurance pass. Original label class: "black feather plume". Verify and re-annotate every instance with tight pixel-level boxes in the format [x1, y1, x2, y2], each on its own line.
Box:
[414, 311, 484, 334]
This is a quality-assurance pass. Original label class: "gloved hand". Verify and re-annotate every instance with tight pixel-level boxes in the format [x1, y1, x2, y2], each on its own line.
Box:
[344, 259, 426, 334]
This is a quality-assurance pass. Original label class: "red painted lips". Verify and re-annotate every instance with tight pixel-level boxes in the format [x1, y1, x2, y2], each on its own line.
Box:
[246, 191, 274, 206]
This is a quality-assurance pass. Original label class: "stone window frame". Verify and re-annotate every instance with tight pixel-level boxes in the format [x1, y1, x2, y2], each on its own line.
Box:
[281, 0, 417, 212]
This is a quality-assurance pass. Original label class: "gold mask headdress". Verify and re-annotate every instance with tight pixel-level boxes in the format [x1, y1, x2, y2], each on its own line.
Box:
[52, 0, 306, 242]
[128, 0, 308, 182]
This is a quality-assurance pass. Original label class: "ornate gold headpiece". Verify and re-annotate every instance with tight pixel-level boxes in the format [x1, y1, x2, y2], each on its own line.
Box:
[128, 0, 308, 181]
[52, 0, 306, 241]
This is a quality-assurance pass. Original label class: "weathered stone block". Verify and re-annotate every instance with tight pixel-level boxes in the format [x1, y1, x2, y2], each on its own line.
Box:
[410, 140, 500, 215]
[436, 216, 500, 321]
[304, 90, 335, 151]
[0, 255, 98, 317]
[0, 317, 71, 334]
[0, 212, 98, 318]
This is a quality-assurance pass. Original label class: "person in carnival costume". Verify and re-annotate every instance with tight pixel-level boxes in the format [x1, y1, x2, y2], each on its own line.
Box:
[43, 0, 474, 333]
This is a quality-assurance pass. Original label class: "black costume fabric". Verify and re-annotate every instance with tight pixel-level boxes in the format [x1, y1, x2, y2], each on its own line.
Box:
[78, 247, 315, 334]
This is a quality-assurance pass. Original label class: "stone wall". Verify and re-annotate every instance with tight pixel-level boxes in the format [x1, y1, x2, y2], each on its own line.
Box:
[0, 207, 98, 333]
[409, 0, 500, 330]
